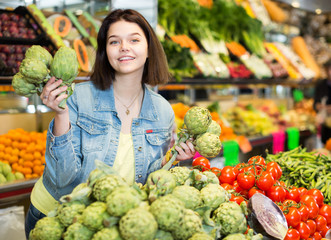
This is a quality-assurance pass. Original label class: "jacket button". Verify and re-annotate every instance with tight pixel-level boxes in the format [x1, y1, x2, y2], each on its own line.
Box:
[138, 174, 142, 178]
[138, 146, 142, 151]
[135, 122, 139, 126]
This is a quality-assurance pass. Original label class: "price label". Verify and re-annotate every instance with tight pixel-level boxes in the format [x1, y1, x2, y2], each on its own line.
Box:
[223, 140, 239, 166]
[272, 130, 285, 154]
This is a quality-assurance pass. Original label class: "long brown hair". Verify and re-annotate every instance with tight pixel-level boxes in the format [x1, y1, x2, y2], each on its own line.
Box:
[90, 9, 170, 90]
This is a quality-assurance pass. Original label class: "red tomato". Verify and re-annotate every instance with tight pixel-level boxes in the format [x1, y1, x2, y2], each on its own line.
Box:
[239, 165, 255, 174]
[284, 228, 300, 240]
[211, 167, 221, 176]
[298, 204, 310, 222]
[286, 187, 301, 203]
[220, 183, 233, 191]
[319, 225, 330, 237]
[283, 199, 298, 207]
[298, 187, 308, 198]
[219, 166, 238, 185]
[235, 162, 246, 171]
[285, 207, 302, 228]
[266, 161, 282, 180]
[237, 172, 255, 190]
[230, 194, 245, 205]
[300, 195, 320, 220]
[315, 215, 328, 232]
[248, 156, 266, 166]
[267, 185, 287, 202]
[295, 221, 311, 240]
[248, 187, 265, 199]
[306, 189, 324, 207]
[319, 204, 331, 225]
[256, 172, 275, 191]
[312, 232, 322, 240]
[192, 157, 211, 171]
[306, 219, 316, 236]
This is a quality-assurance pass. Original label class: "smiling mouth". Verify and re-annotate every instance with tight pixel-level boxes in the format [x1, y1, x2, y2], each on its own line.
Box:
[118, 56, 135, 61]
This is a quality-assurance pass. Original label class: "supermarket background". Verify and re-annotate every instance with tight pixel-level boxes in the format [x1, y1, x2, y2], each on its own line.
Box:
[0, 0, 331, 239]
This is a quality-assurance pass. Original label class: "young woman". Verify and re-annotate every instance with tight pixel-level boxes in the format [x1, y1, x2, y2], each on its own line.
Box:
[25, 9, 195, 238]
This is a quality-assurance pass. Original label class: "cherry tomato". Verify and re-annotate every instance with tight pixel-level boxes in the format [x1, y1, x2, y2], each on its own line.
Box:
[298, 204, 310, 222]
[256, 172, 275, 191]
[300, 195, 320, 220]
[220, 183, 233, 191]
[306, 219, 316, 236]
[248, 187, 265, 199]
[284, 228, 300, 240]
[267, 185, 287, 202]
[211, 167, 221, 176]
[248, 155, 266, 166]
[192, 157, 210, 171]
[286, 187, 301, 203]
[266, 161, 282, 180]
[312, 232, 322, 240]
[297, 187, 308, 198]
[315, 215, 327, 232]
[239, 165, 255, 174]
[230, 194, 245, 205]
[235, 163, 246, 171]
[283, 199, 298, 207]
[237, 172, 255, 190]
[285, 207, 301, 228]
[219, 166, 238, 185]
[306, 189, 324, 207]
[295, 221, 311, 240]
[319, 225, 330, 237]
[319, 204, 331, 225]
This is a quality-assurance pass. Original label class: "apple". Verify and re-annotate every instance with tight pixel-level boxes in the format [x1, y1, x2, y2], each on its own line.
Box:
[0, 53, 7, 61]
[0, 13, 9, 21]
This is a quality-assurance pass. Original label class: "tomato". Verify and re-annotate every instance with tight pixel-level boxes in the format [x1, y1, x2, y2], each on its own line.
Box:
[219, 166, 238, 185]
[230, 194, 245, 205]
[248, 187, 265, 199]
[211, 167, 221, 176]
[266, 161, 282, 180]
[284, 228, 300, 240]
[239, 165, 255, 174]
[285, 207, 301, 228]
[235, 162, 246, 171]
[315, 215, 327, 232]
[248, 156, 266, 166]
[306, 189, 324, 207]
[256, 172, 275, 191]
[319, 225, 330, 237]
[300, 195, 320, 220]
[297, 187, 308, 198]
[319, 204, 331, 225]
[192, 157, 211, 171]
[267, 185, 287, 202]
[283, 199, 298, 207]
[237, 172, 255, 190]
[298, 204, 310, 222]
[220, 183, 233, 191]
[295, 221, 311, 240]
[286, 187, 301, 203]
[312, 232, 322, 240]
[306, 219, 316, 236]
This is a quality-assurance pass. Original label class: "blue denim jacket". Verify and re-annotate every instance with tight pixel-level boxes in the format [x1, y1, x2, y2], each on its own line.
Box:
[43, 81, 174, 200]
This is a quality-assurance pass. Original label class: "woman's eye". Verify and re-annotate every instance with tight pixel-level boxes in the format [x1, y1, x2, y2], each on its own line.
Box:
[110, 40, 119, 45]
[131, 39, 139, 43]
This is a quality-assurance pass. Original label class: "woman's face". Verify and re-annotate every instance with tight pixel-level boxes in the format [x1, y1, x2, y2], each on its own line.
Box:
[106, 20, 148, 77]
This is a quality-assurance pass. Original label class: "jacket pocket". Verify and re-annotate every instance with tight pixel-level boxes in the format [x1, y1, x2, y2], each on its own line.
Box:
[145, 130, 171, 146]
[77, 114, 110, 152]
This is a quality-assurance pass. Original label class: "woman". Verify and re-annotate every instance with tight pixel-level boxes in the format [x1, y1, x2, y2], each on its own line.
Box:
[25, 9, 195, 238]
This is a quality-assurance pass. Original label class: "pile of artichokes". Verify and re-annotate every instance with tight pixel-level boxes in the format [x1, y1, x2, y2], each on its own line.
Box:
[29, 160, 263, 240]
[12, 45, 79, 108]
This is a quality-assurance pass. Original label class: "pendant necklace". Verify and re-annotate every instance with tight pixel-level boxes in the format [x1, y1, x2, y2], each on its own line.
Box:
[114, 89, 141, 115]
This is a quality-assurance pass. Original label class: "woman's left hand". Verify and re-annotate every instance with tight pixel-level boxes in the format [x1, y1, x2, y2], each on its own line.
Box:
[174, 140, 196, 161]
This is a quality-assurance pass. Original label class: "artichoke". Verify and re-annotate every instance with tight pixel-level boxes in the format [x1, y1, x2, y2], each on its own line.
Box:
[212, 201, 247, 236]
[81, 201, 111, 231]
[169, 166, 191, 185]
[60, 182, 92, 206]
[92, 174, 127, 202]
[206, 120, 222, 136]
[106, 186, 142, 217]
[184, 106, 212, 135]
[154, 229, 174, 240]
[19, 58, 49, 84]
[200, 183, 230, 210]
[149, 194, 185, 232]
[12, 72, 37, 97]
[63, 222, 95, 240]
[57, 200, 86, 227]
[91, 226, 123, 240]
[172, 185, 202, 210]
[28, 217, 64, 240]
[188, 233, 214, 240]
[119, 206, 158, 240]
[186, 169, 219, 190]
[25, 45, 53, 68]
[172, 208, 203, 240]
[194, 132, 222, 158]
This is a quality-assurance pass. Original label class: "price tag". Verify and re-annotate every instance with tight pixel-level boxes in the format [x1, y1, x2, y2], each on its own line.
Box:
[223, 140, 239, 166]
[272, 130, 285, 154]
[286, 127, 300, 150]
[236, 135, 252, 154]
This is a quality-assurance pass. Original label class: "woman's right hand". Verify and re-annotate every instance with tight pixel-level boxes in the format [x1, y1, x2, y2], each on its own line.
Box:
[40, 77, 68, 114]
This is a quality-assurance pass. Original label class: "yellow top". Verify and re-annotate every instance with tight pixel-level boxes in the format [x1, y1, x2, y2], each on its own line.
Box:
[30, 176, 58, 215]
[112, 132, 135, 185]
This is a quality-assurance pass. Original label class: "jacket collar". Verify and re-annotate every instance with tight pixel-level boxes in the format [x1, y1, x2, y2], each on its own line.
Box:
[92, 84, 159, 121]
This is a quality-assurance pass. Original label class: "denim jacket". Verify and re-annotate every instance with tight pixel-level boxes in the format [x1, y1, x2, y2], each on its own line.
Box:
[43, 81, 174, 201]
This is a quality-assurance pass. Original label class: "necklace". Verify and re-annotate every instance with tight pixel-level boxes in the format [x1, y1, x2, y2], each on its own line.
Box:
[114, 89, 141, 115]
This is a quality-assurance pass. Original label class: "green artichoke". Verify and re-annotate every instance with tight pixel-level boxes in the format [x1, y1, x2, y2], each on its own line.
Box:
[25, 45, 53, 68]
[184, 107, 212, 135]
[194, 132, 222, 158]
[154, 229, 174, 240]
[106, 186, 142, 217]
[91, 226, 123, 240]
[172, 208, 203, 240]
[19, 58, 49, 84]
[82, 201, 111, 231]
[57, 201, 86, 227]
[63, 222, 95, 240]
[12, 72, 37, 97]
[92, 174, 127, 202]
[172, 185, 202, 210]
[206, 120, 222, 136]
[150, 194, 185, 232]
[119, 206, 158, 240]
[186, 169, 219, 190]
[200, 183, 230, 210]
[188, 233, 214, 240]
[169, 166, 191, 185]
[28, 217, 64, 240]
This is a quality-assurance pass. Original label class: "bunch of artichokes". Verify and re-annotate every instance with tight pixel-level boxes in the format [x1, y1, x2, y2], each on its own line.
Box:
[12, 45, 79, 108]
[29, 160, 263, 240]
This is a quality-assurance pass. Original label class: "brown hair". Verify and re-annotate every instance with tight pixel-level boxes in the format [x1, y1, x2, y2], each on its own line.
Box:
[90, 9, 170, 90]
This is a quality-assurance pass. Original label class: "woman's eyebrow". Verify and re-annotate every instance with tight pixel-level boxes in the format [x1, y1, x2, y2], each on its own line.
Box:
[108, 32, 142, 39]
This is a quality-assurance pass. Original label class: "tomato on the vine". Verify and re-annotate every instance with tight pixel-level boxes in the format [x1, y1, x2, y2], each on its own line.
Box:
[297, 187, 308, 198]
[211, 167, 221, 176]
[284, 228, 300, 240]
[306, 189, 324, 207]
[319, 204, 331, 225]
[286, 187, 301, 203]
[248, 156, 266, 165]
[285, 207, 301, 228]
[256, 172, 275, 191]
[319, 225, 330, 237]
[283, 199, 298, 207]
[220, 183, 233, 191]
[219, 166, 238, 185]
[312, 232, 322, 240]
[237, 172, 255, 190]
[266, 161, 282, 180]
[230, 194, 246, 205]
[300, 195, 320, 220]
[192, 157, 211, 171]
[298, 204, 310, 222]
[315, 215, 328, 232]
[295, 221, 311, 240]
[267, 185, 287, 202]
[306, 219, 316, 236]
[248, 187, 265, 199]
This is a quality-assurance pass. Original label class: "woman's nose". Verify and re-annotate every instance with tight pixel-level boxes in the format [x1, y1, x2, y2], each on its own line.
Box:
[120, 42, 129, 52]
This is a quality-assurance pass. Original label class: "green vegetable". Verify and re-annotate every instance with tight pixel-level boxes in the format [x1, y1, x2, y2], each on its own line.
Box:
[19, 58, 49, 84]
[29, 217, 64, 240]
[188, 232, 214, 240]
[172, 208, 203, 240]
[169, 166, 191, 185]
[206, 120, 222, 136]
[194, 132, 222, 158]
[172, 185, 202, 210]
[154, 229, 174, 240]
[81, 201, 111, 231]
[92, 174, 127, 202]
[57, 201, 86, 227]
[91, 226, 123, 240]
[25, 45, 53, 68]
[12, 72, 38, 97]
[62, 222, 94, 240]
